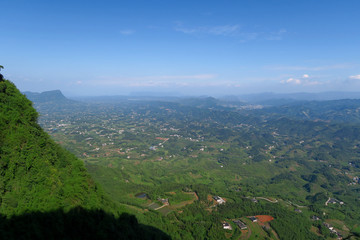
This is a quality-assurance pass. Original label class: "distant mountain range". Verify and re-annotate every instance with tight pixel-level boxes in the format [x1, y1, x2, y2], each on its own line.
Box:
[233, 91, 360, 104]
[24, 89, 360, 115]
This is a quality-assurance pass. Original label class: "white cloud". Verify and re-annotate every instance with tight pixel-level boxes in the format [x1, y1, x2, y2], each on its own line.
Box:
[175, 23, 240, 36]
[175, 23, 286, 42]
[281, 75, 322, 86]
[349, 74, 360, 80]
[119, 30, 135, 35]
[207, 25, 240, 35]
[283, 78, 302, 84]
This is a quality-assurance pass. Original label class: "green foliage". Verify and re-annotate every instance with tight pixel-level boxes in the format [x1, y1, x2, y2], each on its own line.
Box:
[0, 80, 106, 216]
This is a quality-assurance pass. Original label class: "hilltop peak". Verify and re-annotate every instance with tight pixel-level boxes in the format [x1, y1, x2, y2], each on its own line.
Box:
[23, 89, 71, 103]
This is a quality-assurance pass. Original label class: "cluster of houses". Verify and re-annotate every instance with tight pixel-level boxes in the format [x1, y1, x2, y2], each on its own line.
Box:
[323, 223, 343, 239]
[312, 216, 342, 239]
[311, 215, 320, 221]
[349, 176, 359, 185]
[223, 216, 257, 230]
[325, 197, 344, 206]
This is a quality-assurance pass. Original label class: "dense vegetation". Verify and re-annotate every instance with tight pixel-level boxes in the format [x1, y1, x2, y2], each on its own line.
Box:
[0, 79, 105, 215]
[29, 90, 360, 239]
[0, 79, 170, 239]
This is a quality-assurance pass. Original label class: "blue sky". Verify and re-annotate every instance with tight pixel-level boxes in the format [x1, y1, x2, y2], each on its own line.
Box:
[1, 0, 360, 96]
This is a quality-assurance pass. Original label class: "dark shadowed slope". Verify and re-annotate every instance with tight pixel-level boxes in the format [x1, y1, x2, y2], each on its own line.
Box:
[0, 207, 170, 240]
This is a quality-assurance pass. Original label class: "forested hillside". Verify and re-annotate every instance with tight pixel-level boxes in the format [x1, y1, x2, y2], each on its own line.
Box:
[0, 79, 170, 239]
[0, 79, 105, 215]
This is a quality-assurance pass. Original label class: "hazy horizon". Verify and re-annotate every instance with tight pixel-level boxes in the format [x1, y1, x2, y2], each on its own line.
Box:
[1, 1, 360, 96]
[20, 88, 360, 98]
[22, 88, 360, 102]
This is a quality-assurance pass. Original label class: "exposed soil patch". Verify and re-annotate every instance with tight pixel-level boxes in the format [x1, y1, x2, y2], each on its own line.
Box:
[207, 194, 215, 203]
[255, 215, 274, 223]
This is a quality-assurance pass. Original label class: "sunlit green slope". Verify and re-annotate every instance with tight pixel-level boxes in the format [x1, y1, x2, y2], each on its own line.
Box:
[0, 79, 105, 215]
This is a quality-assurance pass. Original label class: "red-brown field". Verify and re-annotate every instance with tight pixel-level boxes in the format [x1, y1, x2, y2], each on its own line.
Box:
[255, 215, 274, 223]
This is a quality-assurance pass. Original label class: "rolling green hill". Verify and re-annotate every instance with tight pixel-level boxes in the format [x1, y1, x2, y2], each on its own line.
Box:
[259, 99, 360, 123]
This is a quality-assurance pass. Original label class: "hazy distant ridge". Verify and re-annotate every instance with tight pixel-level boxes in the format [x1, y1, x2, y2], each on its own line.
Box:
[23, 90, 74, 103]
[236, 91, 360, 103]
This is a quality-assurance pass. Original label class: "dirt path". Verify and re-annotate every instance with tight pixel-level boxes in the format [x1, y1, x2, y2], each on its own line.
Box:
[256, 197, 278, 203]
[272, 229, 280, 240]
[155, 204, 168, 210]
[287, 201, 307, 208]
[325, 197, 331, 206]
[192, 191, 199, 200]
